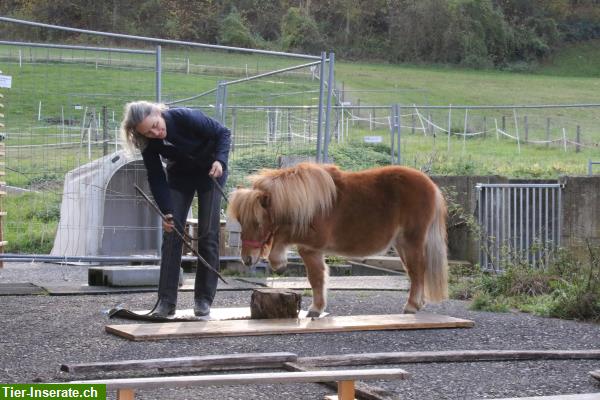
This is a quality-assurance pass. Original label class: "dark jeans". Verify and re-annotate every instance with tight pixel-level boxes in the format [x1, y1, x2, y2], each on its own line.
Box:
[157, 183, 222, 306]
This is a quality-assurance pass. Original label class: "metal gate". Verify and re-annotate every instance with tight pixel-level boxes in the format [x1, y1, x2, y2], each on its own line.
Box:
[477, 183, 562, 271]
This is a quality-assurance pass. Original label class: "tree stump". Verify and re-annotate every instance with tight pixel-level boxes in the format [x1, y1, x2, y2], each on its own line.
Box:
[250, 289, 302, 319]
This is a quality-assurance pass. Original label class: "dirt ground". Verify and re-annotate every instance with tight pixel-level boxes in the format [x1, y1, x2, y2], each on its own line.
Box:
[1, 262, 599, 400]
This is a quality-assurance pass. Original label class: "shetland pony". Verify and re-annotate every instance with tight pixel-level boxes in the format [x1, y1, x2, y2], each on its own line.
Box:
[227, 162, 448, 317]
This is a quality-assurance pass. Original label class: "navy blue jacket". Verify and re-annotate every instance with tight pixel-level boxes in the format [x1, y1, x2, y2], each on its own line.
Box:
[141, 108, 231, 214]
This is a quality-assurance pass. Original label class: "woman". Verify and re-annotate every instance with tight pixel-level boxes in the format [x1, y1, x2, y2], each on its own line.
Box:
[121, 101, 231, 317]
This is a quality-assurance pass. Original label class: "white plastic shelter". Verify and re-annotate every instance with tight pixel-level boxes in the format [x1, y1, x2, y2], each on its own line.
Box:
[51, 150, 161, 257]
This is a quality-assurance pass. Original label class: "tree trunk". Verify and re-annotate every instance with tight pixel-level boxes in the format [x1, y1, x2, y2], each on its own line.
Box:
[250, 289, 302, 319]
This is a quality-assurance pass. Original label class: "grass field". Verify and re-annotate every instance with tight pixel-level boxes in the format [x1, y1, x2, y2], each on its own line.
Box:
[1, 39, 599, 253]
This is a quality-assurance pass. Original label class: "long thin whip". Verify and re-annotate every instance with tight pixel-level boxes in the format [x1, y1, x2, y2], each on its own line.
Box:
[210, 175, 229, 204]
[134, 184, 228, 284]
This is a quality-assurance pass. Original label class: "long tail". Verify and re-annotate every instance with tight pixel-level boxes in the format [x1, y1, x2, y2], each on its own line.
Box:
[424, 187, 449, 303]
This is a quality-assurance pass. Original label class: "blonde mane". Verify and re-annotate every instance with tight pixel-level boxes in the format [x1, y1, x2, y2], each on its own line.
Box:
[227, 188, 269, 230]
[248, 163, 337, 236]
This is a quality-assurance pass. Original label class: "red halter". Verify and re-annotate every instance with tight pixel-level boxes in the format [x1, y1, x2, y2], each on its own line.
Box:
[242, 231, 274, 249]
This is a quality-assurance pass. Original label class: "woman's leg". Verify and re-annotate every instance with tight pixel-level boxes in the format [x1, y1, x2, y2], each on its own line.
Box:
[194, 184, 223, 306]
[157, 187, 194, 306]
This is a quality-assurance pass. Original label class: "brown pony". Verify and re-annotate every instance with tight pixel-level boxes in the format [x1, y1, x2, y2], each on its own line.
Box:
[227, 162, 448, 317]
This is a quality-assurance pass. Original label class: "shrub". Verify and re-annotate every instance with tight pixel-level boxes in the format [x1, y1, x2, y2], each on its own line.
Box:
[281, 7, 324, 54]
[218, 7, 257, 48]
[449, 242, 600, 322]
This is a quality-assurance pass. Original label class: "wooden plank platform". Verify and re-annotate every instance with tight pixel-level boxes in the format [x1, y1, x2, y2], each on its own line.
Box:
[106, 312, 474, 341]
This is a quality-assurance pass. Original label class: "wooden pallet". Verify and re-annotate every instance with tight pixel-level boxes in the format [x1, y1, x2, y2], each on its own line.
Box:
[106, 312, 474, 341]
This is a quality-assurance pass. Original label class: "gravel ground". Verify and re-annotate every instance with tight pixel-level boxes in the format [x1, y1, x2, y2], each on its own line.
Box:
[1, 262, 600, 400]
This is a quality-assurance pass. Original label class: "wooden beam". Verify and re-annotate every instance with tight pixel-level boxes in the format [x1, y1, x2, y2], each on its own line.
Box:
[70, 368, 409, 389]
[61, 352, 298, 373]
[297, 349, 600, 367]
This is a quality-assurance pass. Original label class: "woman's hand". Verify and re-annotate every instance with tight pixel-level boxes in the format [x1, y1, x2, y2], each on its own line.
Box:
[162, 213, 175, 232]
[209, 160, 223, 178]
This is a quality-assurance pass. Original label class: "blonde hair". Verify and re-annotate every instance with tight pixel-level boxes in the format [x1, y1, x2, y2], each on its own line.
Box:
[120, 101, 167, 153]
[247, 163, 337, 237]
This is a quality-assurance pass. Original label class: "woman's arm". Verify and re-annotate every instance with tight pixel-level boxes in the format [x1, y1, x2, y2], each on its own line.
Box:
[141, 144, 173, 215]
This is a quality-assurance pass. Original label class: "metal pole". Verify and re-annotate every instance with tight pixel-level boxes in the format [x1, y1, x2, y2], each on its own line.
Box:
[390, 105, 395, 164]
[323, 52, 335, 163]
[155, 45, 161, 103]
[396, 104, 401, 164]
[315, 52, 326, 162]
[102, 106, 108, 156]
[215, 82, 223, 121]
[0, 16, 321, 60]
[154, 45, 162, 254]
[0, 40, 156, 54]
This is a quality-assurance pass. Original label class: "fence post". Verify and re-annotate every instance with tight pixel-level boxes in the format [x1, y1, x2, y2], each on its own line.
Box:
[316, 52, 326, 162]
[287, 107, 292, 142]
[390, 105, 395, 164]
[231, 108, 236, 153]
[576, 125, 581, 153]
[102, 106, 108, 156]
[323, 52, 335, 163]
[483, 116, 487, 139]
[396, 104, 401, 165]
[155, 45, 161, 103]
[524, 115, 528, 143]
[447, 104, 451, 151]
[546, 117, 551, 147]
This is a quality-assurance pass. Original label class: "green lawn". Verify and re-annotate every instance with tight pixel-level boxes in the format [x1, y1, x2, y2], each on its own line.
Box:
[1, 39, 599, 253]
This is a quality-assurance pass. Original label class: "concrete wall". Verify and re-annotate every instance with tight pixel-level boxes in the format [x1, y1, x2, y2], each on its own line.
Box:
[431, 175, 600, 264]
[559, 176, 600, 257]
[431, 176, 506, 263]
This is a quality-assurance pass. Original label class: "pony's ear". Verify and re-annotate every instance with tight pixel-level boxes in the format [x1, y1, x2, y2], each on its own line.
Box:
[258, 192, 270, 209]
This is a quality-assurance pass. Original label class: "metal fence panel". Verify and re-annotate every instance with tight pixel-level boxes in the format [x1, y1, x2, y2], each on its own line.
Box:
[477, 183, 561, 271]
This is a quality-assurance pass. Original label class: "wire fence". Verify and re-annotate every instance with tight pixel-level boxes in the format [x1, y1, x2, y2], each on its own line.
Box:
[1, 17, 599, 261]
[0, 19, 328, 259]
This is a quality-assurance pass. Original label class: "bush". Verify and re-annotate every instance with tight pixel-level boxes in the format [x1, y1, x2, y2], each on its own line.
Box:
[218, 8, 257, 48]
[450, 243, 600, 322]
[281, 7, 324, 54]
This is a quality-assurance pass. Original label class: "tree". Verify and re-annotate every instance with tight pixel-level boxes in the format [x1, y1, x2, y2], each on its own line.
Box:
[281, 7, 324, 54]
[218, 7, 257, 48]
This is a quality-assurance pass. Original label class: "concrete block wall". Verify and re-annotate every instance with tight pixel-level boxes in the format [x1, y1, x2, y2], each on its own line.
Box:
[559, 175, 600, 258]
[430, 175, 600, 265]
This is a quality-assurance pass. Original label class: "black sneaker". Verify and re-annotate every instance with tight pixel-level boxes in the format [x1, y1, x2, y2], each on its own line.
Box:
[194, 299, 211, 316]
[149, 299, 176, 318]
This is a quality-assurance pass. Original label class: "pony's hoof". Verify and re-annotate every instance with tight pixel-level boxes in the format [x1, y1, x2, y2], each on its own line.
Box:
[270, 264, 287, 274]
[306, 310, 321, 318]
[402, 306, 417, 314]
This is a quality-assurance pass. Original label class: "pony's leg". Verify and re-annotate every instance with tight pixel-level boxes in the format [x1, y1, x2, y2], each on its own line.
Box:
[298, 247, 328, 317]
[395, 239, 426, 314]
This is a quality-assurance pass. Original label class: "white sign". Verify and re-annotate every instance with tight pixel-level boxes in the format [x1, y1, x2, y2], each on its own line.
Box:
[74, 105, 83, 110]
[363, 136, 382, 143]
[0, 75, 12, 89]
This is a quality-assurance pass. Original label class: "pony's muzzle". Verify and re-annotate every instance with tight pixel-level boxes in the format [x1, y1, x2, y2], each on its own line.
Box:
[242, 255, 254, 267]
